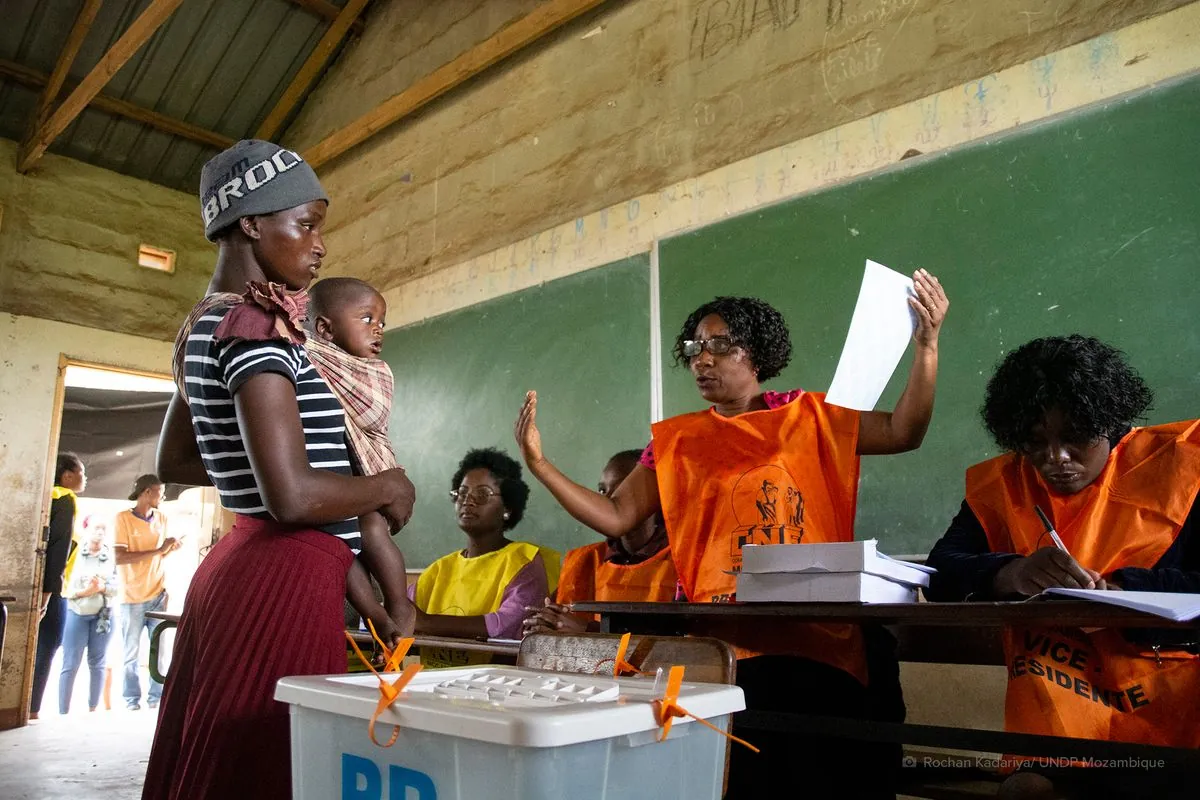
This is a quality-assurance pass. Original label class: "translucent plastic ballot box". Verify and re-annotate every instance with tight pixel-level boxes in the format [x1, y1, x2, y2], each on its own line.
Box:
[275, 665, 745, 800]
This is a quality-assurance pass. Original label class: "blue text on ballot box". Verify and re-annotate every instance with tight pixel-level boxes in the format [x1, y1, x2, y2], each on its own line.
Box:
[276, 666, 745, 800]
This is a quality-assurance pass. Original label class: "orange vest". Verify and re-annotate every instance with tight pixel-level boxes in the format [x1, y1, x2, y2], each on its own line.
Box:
[652, 391, 867, 682]
[966, 420, 1200, 748]
[556, 541, 678, 609]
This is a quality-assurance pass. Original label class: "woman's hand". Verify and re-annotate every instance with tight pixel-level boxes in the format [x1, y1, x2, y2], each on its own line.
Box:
[377, 468, 417, 533]
[909, 269, 949, 349]
[522, 597, 587, 635]
[76, 576, 103, 599]
[514, 391, 545, 469]
[993, 547, 1097, 596]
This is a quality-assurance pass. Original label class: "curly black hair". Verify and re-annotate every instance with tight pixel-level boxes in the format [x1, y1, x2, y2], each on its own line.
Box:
[672, 297, 793, 381]
[56, 452, 83, 484]
[981, 334, 1153, 453]
[450, 447, 529, 531]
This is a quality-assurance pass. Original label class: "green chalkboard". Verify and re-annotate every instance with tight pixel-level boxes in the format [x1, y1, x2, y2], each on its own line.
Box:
[659, 75, 1200, 555]
[383, 256, 651, 568]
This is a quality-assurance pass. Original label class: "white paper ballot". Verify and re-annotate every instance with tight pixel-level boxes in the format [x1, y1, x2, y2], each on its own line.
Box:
[825, 260, 917, 410]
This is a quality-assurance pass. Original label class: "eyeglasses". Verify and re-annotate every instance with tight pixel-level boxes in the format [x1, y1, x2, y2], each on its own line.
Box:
[681, 336, 737, 358]
[449, 486, 500, 504]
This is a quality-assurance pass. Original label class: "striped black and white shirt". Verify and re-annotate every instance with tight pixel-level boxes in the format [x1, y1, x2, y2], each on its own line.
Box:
[183, 306, 361, 552]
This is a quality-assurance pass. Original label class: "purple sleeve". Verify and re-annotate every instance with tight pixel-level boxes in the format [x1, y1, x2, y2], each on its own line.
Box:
[407, 582, 416, 601]
[485, 554, 549, 638]
[763, 388, 804, 408]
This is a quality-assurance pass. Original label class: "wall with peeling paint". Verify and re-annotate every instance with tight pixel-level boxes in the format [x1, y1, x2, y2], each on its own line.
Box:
[0, 139, 212, 342]
[287, 0, 1194, 323]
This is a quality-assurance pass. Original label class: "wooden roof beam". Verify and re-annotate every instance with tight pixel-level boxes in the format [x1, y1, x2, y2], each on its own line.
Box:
[304, 0, 610, 169]
[18, 0, 184, 173]
[286, 0, 366, 35]
[28, 0, 104, 131]
[0, 59, 234, 152]
[256, 0, 370, 142]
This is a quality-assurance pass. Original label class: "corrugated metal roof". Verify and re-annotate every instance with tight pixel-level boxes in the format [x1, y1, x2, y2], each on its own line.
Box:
[0, 0, 357, 193]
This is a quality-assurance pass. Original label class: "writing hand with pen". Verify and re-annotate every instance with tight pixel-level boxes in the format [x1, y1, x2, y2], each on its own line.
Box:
[992, 505, 1121, 596]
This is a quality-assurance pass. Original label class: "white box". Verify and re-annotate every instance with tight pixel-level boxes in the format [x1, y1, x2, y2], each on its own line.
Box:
[736, 570, 919, 603]
[740, 539, 933, 587]
[276, 666, 745, 800]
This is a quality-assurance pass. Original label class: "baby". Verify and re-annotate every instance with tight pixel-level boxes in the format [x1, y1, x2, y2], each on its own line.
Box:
[305, 277, 415, 640]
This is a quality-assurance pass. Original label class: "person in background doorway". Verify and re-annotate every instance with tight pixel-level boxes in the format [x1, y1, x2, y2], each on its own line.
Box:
[30, 453, 86, 720]
[59, 515, 117, 714]
[114, 474, 179, 711]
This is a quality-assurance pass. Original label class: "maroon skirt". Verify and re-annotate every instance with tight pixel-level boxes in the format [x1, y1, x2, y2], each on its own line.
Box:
[142, 515, 353, 800]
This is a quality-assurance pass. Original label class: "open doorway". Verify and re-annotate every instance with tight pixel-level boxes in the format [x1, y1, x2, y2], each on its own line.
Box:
[30, 361, 221, 724]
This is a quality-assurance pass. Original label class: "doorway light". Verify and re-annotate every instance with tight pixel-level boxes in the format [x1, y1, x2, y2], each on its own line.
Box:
[64, 365, 175, 393]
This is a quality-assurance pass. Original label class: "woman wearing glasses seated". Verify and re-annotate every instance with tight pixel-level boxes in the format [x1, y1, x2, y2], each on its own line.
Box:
[410, 448, 558, 665]
[514, 276, 948, 796]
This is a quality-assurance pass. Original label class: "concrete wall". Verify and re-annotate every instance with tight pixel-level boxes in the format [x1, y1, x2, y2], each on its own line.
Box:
[0, 312, 172, 728]
[0, 139, 212, 342]
[286, 0, 1192, 303]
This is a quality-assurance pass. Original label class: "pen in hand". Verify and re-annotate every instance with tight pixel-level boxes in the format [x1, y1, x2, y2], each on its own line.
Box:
[1034, 505, 1070, 555]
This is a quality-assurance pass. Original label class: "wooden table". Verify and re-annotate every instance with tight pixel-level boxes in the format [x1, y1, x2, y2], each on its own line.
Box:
[574, 598, 1200, 628]
[573, 600, 1200, 770]
[145, 611, 520, 682]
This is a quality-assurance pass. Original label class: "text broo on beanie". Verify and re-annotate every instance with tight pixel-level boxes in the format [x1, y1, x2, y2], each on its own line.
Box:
[199, 139, 329, 241]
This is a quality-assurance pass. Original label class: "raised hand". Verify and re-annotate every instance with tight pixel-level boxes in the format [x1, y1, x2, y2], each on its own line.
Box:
[514, 390, 545, 468]
[909, 268, 949, 348]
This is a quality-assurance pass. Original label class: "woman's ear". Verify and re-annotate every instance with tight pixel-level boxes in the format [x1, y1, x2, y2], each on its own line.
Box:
[240, 216, 261, 241]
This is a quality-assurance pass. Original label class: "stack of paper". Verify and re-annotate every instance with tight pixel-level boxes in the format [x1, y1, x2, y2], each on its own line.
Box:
[1040, 588, 1200, 622]
[736, 540, 933, 604]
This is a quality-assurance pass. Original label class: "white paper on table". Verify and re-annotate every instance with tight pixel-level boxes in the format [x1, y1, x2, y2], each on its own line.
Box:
[825, 260, 917, 411]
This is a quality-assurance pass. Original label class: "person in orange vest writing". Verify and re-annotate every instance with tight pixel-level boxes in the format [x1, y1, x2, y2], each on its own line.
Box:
[925, 334, 1199, 799]
[515, 276, 950, 798]
[523, 449, 676, 635]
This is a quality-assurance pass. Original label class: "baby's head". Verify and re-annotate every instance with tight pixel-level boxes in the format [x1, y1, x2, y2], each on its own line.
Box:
[308, 277, 387, 358]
